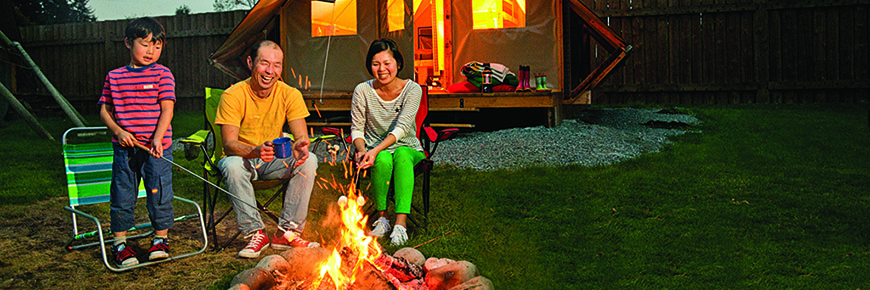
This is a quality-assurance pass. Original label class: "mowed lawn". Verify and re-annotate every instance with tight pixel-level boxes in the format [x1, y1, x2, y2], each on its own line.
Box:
[0, 103, 869, 289]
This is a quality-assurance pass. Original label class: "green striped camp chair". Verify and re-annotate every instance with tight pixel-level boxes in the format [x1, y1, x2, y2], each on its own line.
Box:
[63, 127, 207, 272]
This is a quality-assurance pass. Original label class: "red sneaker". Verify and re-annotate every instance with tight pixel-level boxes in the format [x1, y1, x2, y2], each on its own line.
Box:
[271, 229, 321, 249]
[238, 229, 270, 258]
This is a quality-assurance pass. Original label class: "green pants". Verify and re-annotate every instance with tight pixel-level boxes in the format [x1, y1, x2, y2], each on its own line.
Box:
[371, 146, 426, 214]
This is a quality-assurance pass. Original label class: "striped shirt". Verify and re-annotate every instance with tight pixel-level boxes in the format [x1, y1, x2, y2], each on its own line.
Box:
[350, 80, 423, 153]
[98, 63, 175, 149]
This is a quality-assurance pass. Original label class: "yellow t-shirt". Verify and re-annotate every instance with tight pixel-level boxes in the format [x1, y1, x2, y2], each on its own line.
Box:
[214, 78, 309, 147]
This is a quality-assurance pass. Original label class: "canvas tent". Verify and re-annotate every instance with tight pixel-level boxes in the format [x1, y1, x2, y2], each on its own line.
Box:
[210, 0, 629, 124]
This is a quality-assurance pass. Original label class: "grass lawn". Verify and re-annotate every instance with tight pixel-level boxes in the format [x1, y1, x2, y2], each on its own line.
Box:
[1, 104, 869, 289]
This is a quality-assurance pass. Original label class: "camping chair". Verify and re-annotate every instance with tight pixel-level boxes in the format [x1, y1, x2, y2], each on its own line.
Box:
[62, 127, 207, 272]
[181, 87, 335, 251]
[324, 86, 459, 228]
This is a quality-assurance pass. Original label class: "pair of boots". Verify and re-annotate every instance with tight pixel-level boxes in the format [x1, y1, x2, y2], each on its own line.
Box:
[516, 65, 532, 92]
[534, 73, 549, 91]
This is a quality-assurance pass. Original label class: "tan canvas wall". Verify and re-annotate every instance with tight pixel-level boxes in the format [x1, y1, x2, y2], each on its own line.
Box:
[451, 0, 561, 90]
[281, 0, 415, 93]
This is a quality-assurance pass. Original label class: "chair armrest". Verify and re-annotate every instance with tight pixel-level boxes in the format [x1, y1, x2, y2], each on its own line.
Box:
[180, 130, 210, 145]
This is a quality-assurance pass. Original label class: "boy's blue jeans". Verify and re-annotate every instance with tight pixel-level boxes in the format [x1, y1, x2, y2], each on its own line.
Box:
[109, 143, 174, 233]
[217, 153, 318, 236]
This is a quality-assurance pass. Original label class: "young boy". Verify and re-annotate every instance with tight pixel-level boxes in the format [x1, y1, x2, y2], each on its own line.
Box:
[98, 17, 176, 268]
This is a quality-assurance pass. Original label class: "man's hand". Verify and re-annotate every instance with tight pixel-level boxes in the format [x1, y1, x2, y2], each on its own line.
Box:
[258, 141, 275, 162]
[292, 138, 310, 167]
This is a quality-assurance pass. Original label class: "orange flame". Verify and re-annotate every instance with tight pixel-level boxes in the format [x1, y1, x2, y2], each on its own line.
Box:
[309, 156, 383, 289]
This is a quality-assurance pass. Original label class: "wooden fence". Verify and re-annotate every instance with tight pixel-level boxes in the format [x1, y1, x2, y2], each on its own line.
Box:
[12, 11, 247, 113]
[585, 0, 870, 104]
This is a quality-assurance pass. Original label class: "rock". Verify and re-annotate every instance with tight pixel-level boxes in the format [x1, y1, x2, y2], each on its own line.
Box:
[256, 255, 291, 282]
[229, 267, 276, 290]
[449, 276, 494, 290]
[393, 247, 425, 267]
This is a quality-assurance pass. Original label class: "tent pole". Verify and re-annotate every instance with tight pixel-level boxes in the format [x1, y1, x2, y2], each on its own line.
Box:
[0, 29, 86, 127]
[0, 81, 55, 141]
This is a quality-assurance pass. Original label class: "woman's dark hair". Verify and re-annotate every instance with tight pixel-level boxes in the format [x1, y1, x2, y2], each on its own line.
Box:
[125, 17, 166, 44]
[365, 38, 403, 76]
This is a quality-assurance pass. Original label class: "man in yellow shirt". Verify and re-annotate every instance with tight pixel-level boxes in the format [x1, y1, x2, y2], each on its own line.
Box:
[215, 40, 320, 258]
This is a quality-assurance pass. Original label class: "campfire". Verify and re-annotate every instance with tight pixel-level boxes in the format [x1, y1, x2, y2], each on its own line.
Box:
[228, 146, 492, 290]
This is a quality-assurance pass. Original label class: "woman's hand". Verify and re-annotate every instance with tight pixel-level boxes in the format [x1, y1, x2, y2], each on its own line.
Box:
[356, 148, 380, 169]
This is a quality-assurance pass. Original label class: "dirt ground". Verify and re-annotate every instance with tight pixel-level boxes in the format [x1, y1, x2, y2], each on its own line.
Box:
[0, 186, 350, 290]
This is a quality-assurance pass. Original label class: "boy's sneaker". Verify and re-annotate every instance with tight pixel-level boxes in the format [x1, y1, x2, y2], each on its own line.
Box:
[238, 229, 270, 258]
[272, 229, 321, 249]
[112, 243, 139, 268]
[148, 237, 170, 261]
[389, 225, 408, 246]
[369, 217, 391, 238]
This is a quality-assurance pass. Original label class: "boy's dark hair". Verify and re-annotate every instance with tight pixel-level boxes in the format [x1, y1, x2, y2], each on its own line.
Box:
[365, 38, 404, 76]
[249, 40, 280, 62]
[125, 17, 166, 44]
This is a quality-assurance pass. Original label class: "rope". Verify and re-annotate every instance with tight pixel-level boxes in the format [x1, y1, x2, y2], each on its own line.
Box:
[318, 1, 336, 104]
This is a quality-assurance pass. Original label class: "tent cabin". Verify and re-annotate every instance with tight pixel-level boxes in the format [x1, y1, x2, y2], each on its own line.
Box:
[210, 0, 630, 127]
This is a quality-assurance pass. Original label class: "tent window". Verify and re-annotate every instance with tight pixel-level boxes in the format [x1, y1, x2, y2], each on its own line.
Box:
[312, 0, 358, 37]
[388, 0, 404, 32]
[472, 0, 526, 30]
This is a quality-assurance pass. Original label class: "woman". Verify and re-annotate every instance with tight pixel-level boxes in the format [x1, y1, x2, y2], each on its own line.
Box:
[350, 38, 425, 245]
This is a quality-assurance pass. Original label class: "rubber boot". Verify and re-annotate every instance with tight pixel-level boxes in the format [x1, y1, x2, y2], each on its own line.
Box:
[521, 66, 532, 92]
[535, 73, 548, 91]
[515, 66, 526, 92]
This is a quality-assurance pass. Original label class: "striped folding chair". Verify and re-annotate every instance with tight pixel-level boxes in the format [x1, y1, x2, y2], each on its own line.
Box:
[63, 127, 207, 272]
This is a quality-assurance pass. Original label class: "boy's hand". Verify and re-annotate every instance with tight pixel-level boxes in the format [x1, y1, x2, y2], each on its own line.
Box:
[149, 138, 164, 159]
[292, 138, 310, 167]
[258, 141, 275, 163]
[116, 130, 137, 148]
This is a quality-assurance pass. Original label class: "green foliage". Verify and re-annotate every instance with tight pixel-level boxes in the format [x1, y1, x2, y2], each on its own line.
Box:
[12, 0, 95, 25]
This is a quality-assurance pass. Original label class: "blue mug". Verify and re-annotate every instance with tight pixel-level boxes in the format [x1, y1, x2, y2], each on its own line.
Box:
[272, 137, 293, 159]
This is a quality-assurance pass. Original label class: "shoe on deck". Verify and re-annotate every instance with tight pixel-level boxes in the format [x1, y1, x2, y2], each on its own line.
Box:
[148, 237, 170, 261]
[238, 230, 270, 259]
[112, 243, 139, 268]
[272, 229, 321, 249]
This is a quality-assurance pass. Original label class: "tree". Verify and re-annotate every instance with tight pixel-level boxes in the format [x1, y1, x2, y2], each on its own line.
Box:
[12, 0, 96, 25]
[176, 5, 191, 16]
[213, 0, 257, 12]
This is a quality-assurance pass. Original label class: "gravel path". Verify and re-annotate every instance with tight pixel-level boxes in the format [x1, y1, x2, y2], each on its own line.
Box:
[430, 108, 701, 171]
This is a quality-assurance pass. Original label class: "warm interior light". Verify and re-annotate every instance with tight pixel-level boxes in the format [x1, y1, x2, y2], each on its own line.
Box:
[387, 0, 404, 32]
[312, 0, 358, 37]
[472, 0, 526, 30]
[434, 0, 445, 74]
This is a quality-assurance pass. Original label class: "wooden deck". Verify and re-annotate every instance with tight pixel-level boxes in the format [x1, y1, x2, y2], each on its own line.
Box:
[302, 90, 577, 128]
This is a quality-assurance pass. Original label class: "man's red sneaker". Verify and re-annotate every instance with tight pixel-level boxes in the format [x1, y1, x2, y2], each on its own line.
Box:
[238, 229, 270, 258]
[271, 229, 321, 249]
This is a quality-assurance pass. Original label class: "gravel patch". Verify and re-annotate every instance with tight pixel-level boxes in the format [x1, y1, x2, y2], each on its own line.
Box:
[430, 108, 701, 171]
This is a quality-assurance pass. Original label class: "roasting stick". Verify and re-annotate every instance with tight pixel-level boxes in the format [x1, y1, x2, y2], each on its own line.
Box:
[413, 231, 455, 249]
[133, 142, 261, 212]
